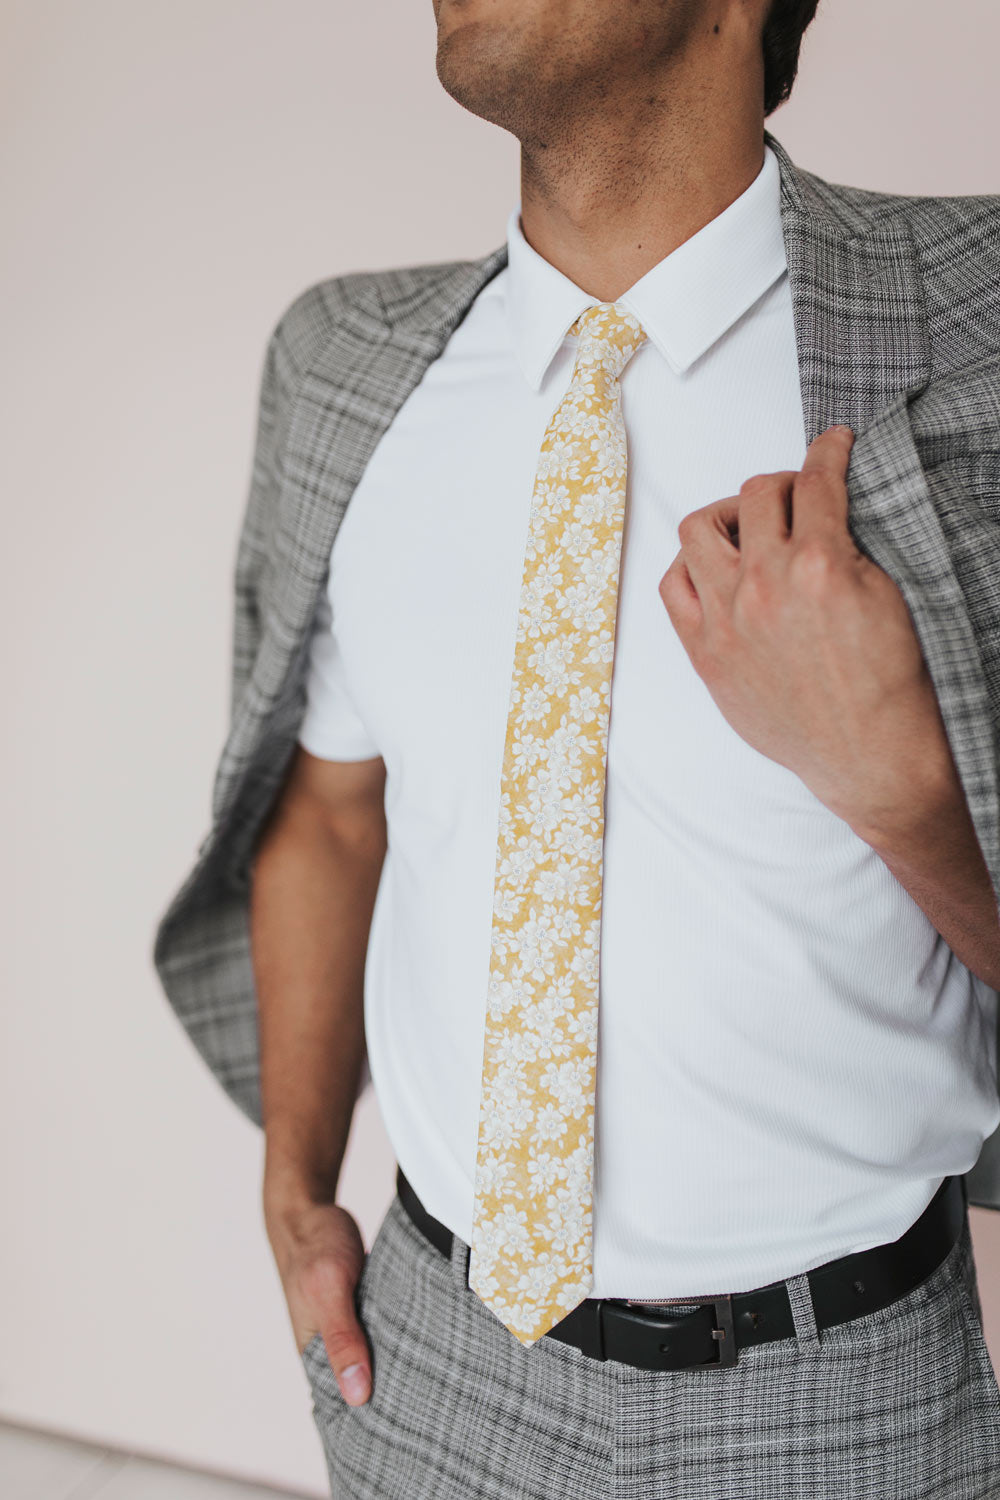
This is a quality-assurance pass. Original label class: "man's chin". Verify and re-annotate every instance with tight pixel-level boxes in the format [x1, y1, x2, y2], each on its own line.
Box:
[436, 21, 521, 121]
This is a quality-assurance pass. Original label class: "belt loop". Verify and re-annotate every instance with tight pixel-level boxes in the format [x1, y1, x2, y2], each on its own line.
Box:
[785, 1272, 821, 1347]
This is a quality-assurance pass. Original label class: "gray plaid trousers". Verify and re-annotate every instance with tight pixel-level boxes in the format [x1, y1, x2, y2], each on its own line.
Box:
[300, 1190, 1000, 1499]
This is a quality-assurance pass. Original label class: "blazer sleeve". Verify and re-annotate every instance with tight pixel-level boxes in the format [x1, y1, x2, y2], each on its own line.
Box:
[229, 324, 287, 730]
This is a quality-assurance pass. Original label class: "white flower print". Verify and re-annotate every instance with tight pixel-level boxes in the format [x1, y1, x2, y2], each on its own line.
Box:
[497, 834, 546, 888]
[563, 1003, 598, 1051]
[540, 1055, 593, 1114]
[468, 1265, 501, 1304]
[548, 823, 603, 866]
[573, 481, 617, 525]
[527, 635, 583, 695]
[544, 1192, 592, 1256]
[509, 728, 546, 774]
[517, 683, 550, 722]
[533, 865, 574, 905]
[568, 934, 601, 987]
[480, 1061, 531, 1111]
[470, 303, 646, 1346]
[511, 908, 561, 980]
[486, 973, 535, 1021]
[533, 1101, 570, 1143]
[559, 580, 611, 635]
[517, 1249, 582, 1309]
[542, 480, 573, 513]
[491, 1203, 532, 1254]
[491, 886, 522, 925]
[549, 904, 583, 945]
[566, 683, 603, 724]
[582, 627, 616, 667]
[546, 719, 585, 771]
[558, 519, 598, 559]
[526, 1149, 565, 1195]
[491, 1026, 539, 1070]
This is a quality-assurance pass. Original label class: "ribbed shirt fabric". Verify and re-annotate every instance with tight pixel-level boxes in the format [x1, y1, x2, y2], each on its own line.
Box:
[297, 145, 1000, 1297]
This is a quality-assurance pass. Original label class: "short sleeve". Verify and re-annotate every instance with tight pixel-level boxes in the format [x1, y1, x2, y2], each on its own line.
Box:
[297, 587, 382, 761]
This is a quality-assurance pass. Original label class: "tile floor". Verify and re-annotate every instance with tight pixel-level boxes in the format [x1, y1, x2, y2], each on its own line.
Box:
[0, 1421, 317, 1500]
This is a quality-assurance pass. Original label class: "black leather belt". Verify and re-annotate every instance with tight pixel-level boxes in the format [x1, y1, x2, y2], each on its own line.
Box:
[395, 1166, 967, 1371]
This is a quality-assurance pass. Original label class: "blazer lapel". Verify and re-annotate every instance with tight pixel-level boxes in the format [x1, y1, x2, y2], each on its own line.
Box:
[767, 133, 999, 902]
[218, 134, 943, 852]
[848, 388, 1000, 891]
[212, 249, 511, 841]
[764, 129, 932, 444]
[271, 130, 936, 677]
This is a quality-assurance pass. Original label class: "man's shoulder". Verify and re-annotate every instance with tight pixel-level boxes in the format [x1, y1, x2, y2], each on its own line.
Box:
[792, 158, 1000, 364]
[796, 158, 1000, 260]
[266, 253, 501, 395]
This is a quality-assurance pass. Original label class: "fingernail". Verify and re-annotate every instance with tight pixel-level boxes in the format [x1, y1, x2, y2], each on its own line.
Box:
[340, 1363, 371, 1405]
[831, 424, 854, 437]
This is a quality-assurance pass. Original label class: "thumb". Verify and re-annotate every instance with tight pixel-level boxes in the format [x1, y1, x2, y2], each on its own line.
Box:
[318, 1283, 372, 1406]
[800, 423, 854, 476]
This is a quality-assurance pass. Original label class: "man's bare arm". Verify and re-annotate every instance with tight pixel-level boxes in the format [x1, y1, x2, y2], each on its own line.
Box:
[659, 425, 1000, 986]
[849, 745, 1000, 991]
[251, 744, 387, 1405]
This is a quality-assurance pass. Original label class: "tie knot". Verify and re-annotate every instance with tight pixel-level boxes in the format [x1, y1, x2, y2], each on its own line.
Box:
[567, 302, 647, 378]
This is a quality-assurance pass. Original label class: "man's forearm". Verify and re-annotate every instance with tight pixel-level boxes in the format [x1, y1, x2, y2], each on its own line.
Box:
[250, 788, 386, 1223]
[657, 424, 1000, 992]
[846, 734, 1000, 991]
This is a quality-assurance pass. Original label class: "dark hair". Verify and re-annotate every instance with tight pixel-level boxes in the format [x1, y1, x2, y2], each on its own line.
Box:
[761, 0, 821, 116]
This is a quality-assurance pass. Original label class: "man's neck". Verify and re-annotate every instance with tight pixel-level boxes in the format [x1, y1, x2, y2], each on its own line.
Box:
[517, 93, 766, 302]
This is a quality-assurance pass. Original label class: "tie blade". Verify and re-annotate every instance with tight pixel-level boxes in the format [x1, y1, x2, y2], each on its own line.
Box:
[468, 1252, 593, 1347]
[468, 1178, 595, 1344]
[469, 306, 647, 1348]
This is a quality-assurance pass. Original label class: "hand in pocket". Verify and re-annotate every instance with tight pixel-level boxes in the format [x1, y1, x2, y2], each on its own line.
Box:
[267, 1197, 373, 1406]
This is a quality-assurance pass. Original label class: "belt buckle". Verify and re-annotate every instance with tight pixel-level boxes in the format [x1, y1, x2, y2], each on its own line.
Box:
[613, 1293, 739, 1370]
[702, 1294, 737, 1368]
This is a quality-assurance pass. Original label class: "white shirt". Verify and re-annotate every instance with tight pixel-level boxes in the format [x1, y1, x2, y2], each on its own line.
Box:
[297, 145, 1000, 1297]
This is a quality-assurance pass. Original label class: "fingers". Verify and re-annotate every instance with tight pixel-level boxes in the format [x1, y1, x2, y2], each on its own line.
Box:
[799, 424, 854, 476]
[317, 1279, 373, 1405]
[792, 425, 854, 542]
[659, 549, 701, 636]
[732, 470, 798, 556]
[665, 427, 856, 626]
[670, 497, 741, 613]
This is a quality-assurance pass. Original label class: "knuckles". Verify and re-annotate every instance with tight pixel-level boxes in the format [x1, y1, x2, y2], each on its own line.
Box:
[658, 569, 687, 621]
[676, 511, 701, 546]
[788, 537, 838, 591]
[793, 468, 832, 496]
[738, 469, 799, 497]
[738, 472, 777, 497]
[733, 560, 773, 615]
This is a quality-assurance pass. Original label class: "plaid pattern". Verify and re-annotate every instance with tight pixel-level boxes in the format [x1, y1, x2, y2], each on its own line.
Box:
[299, 1188, 1000, 1498]
[150, 127, 1000, 1205]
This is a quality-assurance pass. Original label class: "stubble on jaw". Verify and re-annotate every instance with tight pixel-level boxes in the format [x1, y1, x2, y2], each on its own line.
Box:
[434, 1, 711, 212]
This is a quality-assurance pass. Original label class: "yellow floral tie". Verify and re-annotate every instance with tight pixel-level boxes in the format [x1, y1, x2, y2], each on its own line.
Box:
[469, 302, 648, 1346]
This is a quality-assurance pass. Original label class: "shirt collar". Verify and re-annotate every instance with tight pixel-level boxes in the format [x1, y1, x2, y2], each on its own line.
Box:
[504, 143, 787, 390]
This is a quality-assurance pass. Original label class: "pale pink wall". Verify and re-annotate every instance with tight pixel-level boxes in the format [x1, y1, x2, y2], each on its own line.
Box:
[0, 0, 996, 1492]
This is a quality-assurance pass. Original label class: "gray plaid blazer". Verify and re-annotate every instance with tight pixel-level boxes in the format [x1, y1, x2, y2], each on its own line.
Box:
[152, 129, 1000, 1210]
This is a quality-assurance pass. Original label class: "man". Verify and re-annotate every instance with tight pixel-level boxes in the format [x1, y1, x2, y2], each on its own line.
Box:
[153, 1, 1000, 1494]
